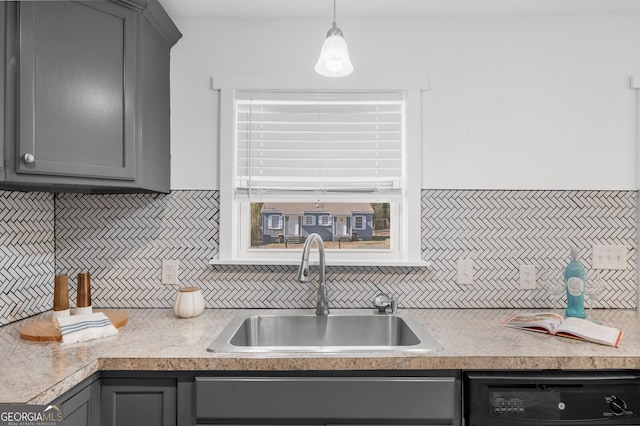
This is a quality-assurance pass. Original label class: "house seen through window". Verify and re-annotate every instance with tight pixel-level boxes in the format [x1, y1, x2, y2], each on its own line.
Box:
[251, 202, 391, 249]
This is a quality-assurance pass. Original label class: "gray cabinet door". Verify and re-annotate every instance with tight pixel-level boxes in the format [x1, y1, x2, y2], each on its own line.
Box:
[0, 3, 5, 177]
[50, 376, 100, 426]
[18, 1, 136, 181]
[101, 378, 177, 426]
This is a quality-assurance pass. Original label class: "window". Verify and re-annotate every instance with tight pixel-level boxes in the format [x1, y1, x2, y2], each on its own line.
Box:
[217, 88, 424, 265]
[234, 91, 403, 195]
[353, 215, 366, 230]
[267, 215, 282, 230]
[319, 215, 332, 226]
[250, 202, 390, 250]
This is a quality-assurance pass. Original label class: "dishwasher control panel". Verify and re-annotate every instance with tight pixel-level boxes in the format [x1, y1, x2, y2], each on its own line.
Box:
[465, 371, 640, 425]
[488, 389, 636, 419]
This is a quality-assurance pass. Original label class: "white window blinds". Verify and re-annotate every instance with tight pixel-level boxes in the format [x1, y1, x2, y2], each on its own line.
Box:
[235, 91, 404, 199]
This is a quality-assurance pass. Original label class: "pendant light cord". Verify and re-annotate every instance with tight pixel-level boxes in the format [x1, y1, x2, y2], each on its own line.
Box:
[332, 0, 337, 27]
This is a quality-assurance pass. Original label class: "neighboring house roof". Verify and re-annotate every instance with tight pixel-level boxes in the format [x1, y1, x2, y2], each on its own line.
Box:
[261, 202, 374, 216]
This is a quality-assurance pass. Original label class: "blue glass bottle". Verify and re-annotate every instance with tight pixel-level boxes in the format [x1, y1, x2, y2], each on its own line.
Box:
[564, 248, 586, 318]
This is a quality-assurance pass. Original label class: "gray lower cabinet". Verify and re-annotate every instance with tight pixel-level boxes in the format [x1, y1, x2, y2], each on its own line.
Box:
[50, 375, 100, 426]
[101, 377, 177, 426]
[47, 371, 461, 426]
[1, 0, 181, 193]
[195, 373, 462, 425]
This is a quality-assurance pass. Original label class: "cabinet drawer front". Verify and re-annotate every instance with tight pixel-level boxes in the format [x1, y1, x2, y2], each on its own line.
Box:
[196, 376, 457, 423]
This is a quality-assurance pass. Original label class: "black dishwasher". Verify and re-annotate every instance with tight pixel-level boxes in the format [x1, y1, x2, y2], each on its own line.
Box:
[464, 371, 640, 425]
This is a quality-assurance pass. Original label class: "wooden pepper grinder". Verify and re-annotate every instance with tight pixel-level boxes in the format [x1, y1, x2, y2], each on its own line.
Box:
[76, 272, 93, 315]
[52, 274, 70, 322]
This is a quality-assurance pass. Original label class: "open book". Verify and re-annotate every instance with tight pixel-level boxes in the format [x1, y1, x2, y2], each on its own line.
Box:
[502, 312, 623, 347]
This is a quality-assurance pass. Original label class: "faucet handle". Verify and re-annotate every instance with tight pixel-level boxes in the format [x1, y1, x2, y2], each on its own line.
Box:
[373, 293, 397, 314]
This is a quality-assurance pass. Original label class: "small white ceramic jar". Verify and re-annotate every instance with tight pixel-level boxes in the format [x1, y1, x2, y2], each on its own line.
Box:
[173, 287, 205, 318]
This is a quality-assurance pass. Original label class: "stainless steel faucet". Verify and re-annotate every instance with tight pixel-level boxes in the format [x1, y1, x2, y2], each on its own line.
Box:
[373, 293, 397, 314]
[295, 233, 329, 315]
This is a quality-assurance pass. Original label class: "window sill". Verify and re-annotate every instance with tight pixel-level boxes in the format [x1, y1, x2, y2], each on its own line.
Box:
[208, 258, 431, 267]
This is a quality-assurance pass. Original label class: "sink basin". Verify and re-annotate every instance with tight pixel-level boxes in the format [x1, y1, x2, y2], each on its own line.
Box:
[207, 309, 443, 353]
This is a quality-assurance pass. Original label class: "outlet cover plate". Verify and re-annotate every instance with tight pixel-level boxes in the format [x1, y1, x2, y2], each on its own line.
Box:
[457, 259, 474, 285]
[592, 245, 627, 270]
[162, 259, 179, 285]
[519, 264, 536, 289]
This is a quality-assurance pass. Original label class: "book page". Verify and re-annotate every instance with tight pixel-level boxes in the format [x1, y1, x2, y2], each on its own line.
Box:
[556, 317, 623, 347]
[502, 312, 564, 334]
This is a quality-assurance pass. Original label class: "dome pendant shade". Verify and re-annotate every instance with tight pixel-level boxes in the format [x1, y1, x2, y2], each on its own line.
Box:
[315, 0, 353, 78]
[315, 27, 353, 77]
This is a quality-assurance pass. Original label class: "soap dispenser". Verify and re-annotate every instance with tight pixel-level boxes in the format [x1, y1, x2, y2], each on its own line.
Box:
[564, 248, 586, 318]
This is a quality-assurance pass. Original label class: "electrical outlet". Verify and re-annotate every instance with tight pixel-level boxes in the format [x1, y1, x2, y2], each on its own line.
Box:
[162, 259, 179, 285]
[519, 264, 536, 289]
[592, 245, 627, 270]
[457, 259, 474, 285]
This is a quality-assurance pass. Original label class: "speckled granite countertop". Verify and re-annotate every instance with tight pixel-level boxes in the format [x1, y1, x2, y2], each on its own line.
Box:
[2, 308, 640, 404]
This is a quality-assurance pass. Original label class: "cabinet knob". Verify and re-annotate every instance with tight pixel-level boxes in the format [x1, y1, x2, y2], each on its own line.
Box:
[23, 153, 35, 164]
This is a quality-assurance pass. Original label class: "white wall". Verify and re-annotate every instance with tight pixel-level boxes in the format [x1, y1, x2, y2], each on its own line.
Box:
[169, 14, 640, 191]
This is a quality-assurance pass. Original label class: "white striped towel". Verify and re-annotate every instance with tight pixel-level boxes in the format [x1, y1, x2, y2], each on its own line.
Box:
[56, 312, 119, 344]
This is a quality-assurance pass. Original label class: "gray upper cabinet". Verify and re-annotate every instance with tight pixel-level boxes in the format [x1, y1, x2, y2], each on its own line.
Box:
[1, 0, 181, 193]
[18, 1, 137, 181]
[0, 4, 5, 179]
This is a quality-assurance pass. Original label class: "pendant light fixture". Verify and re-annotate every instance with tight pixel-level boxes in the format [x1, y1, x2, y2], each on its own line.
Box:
[315, 0, 353, 77]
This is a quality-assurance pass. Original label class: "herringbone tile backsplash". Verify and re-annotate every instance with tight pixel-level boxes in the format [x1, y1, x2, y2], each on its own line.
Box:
[422, 190, 637, 309]
[0, 191, 54, 325]
[0, 189, 637, 325]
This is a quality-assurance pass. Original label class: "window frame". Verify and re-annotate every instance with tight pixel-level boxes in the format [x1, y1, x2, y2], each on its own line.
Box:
[318, 215, 332, 227]
[353, 215, 366, 231]
[303, 215, 317, 227]
[267, 214, 283, 230]
[216, 88, 425, 266]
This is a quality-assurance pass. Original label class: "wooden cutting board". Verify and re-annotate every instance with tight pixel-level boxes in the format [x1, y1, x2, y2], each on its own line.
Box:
[19, 309, 128, 342]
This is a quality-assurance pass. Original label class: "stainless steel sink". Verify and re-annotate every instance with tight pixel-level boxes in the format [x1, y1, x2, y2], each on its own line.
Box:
[207, 309, 443, 353]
